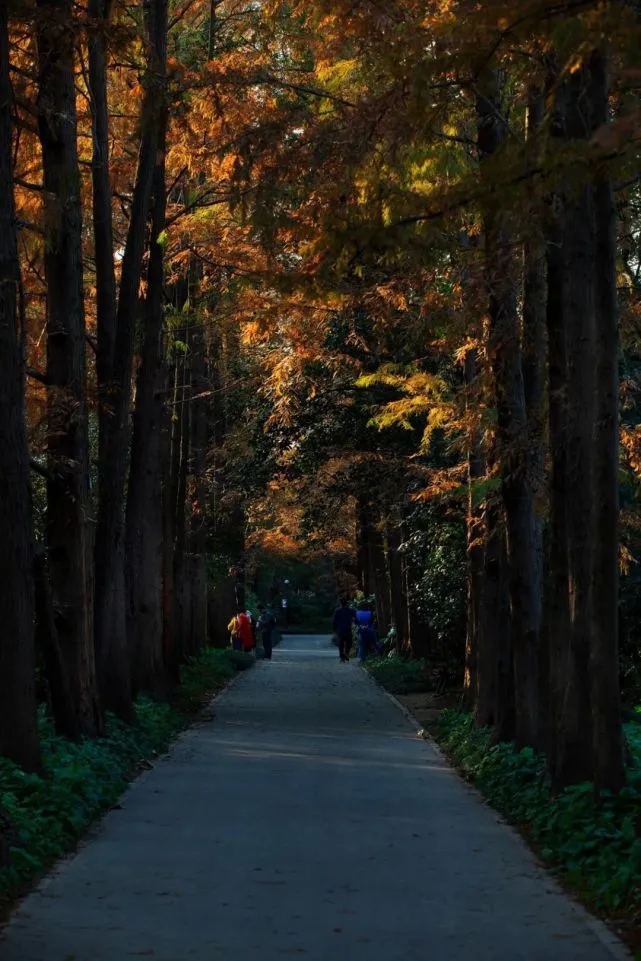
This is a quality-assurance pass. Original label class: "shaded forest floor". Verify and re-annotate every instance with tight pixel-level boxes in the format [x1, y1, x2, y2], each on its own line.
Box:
[365, 659, 641, 958]
[0, 649, 254, 919]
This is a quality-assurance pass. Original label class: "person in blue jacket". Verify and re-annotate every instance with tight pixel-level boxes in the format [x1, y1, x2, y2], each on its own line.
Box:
[355, 601, 377, 661]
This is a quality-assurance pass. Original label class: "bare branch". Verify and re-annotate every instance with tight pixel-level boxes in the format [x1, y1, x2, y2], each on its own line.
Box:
[26, 367, 49, 385]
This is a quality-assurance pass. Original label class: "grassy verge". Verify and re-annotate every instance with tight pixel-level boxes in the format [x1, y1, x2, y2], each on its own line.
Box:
[0, 647, 253, 910]
[366, 655, 433, 695]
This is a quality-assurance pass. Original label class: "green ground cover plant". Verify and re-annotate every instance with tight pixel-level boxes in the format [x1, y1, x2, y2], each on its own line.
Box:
[0, 648, 253, 909]
[366, 656, 433, 695]
[435, 710, 641, 913]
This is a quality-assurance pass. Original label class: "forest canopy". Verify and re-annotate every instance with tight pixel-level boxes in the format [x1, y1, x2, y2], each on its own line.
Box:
[1, 0, 641, 801]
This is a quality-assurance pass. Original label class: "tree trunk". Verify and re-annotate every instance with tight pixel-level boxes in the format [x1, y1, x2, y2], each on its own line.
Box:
[523, 88, 548, 751]
[186, 321, 209, 656]
[554, 68, 596, 786]
[370, 511, 391, 637]
[545, 182, 572, 776]
[522, 86, 546, 636]
[125, 1, 169, 692]
[494, 528, 515, 743]
[477, 71, 540, 749]
[173, 331, 192, 663]
[37, 0, 101, 739]
[475, 499, 500, 729]
[589, 48, 625, 792]
[161, 352, 181, 683]
[88, 0, 117, 481]
[385, 512, 407, 651]
[356, 496, 372, 596]
[125, 192, 167, 693]
[33, 548, 75, 738]
[0, 7, 41, 771]
[94, 0, 165, 718]
[463, 349, 483, 709]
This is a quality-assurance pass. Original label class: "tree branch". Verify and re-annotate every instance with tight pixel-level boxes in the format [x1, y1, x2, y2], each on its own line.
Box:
[26, 366, 48, 385]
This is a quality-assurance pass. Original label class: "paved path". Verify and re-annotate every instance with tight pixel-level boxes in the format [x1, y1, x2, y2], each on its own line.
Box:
[0, 636, 630, 961]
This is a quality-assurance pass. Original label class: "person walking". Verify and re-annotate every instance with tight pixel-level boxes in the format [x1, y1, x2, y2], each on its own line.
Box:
[257, 604, 276, 660]
[332, 597, 355, 663]
[228, 606, 253, 652]
[355, 601, 376, 661]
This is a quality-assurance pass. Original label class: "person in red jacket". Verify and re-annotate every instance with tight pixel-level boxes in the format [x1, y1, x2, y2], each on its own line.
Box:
[228, 607, 253, 652]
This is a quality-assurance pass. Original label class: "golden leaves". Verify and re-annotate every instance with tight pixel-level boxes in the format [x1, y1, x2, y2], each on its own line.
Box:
[622, 426, 641, 479]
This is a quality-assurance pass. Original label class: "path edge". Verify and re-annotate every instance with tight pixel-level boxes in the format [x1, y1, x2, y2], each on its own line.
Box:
[360, 663, 633, 961]
[0, 659, 255, 929]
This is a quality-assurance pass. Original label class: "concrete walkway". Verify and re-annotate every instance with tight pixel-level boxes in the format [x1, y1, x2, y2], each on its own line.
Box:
[0, 636, 630, 961]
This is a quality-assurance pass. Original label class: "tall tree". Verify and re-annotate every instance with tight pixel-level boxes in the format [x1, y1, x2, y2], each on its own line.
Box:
[551, 68, 597, 786]
[93, 0, 166, 718]
[87, 0, 117, 479]
[125, 0, 170, 693]
[0, 1, 41, 772]
[185, 319, 210, 655]
[477, 69, 540, 748]
[36, 0, 101, 738]
[589, 47, 625, 792]
[463, 348, 482, 710]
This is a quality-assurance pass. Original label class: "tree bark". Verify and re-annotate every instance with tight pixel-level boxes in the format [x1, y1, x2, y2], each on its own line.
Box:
[555, 68, 596, 785]
[522, 86, 546, 636]
[545, 181, 572, 775]
[37, 0, 101, 739]
[125, 0, 169, 692]
[173, 330, 192, 663]
[589, 48, 625, 792]
[33, 548, 75, 738]
[356, 496, 372, 596]
[0, 7, 41, 771]
[523, 88, 548, 750]
[494, 527, 515, 743]
[477, 71, 540, 748]
[125, 186, 167, 694]
[88, 0, 117, 481]
[384, 511, 407, 651]
[186, 320, 209, 656]
[463, 349, 483, 709]
[161, 351, 181, 682]
[94, 0, 165, 718]
[475, 498, 500, 729]
[370, 512, 391, 638]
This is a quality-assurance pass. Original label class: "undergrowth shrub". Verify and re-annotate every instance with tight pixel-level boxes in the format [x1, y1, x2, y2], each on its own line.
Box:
[436, 710, 641, 911]
[0, 647, 251, 906]
[366, 656, 432, 695]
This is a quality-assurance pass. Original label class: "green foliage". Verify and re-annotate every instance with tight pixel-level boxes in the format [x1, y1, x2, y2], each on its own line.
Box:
[0, 649, 252, 906]
[401, 504, 466, 665]
[366, 655, 432, 695]
[175, 648, 254, 714]
[282, 593, 331, 631]
[436, 710, 641, 911]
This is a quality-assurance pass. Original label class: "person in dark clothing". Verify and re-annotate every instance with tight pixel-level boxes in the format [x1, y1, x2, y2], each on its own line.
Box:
[257, 604, 276, 660]
[333, 597, 356, 662]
